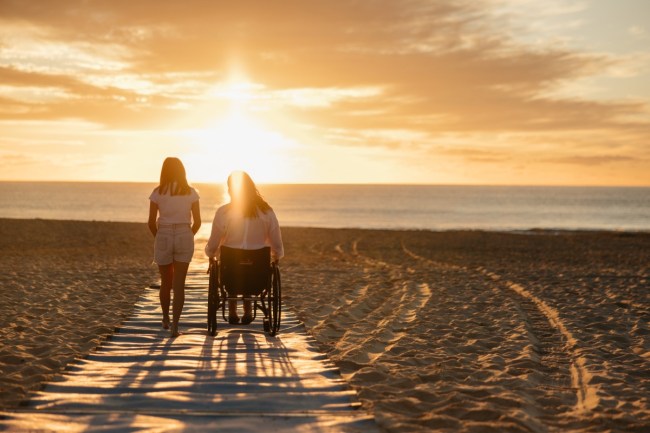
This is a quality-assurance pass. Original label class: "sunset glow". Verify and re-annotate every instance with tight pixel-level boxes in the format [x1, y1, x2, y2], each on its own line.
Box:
[0, 1, 649, 185]
[182, 107, 297, 184]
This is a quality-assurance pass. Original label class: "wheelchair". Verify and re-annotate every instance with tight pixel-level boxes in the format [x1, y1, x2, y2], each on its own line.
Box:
[207, 246, 282, 336]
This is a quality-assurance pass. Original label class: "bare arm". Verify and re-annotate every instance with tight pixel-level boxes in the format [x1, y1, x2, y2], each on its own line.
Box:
[204, 208, 224, 258]
[148, 201, 158, 236]
[268, 210, 284, 263]
[191, 200, 201, 235]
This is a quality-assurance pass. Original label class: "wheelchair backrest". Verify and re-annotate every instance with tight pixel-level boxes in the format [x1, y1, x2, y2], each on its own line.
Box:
[219, 246, 271, 296]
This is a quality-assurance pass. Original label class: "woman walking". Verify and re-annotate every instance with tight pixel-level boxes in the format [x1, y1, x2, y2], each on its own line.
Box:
[205, 171, 284, 324]
[148, 157, 201, 337]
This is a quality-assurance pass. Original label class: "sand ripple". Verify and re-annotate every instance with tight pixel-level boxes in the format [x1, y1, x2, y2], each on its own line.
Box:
[281, 228, 650, 433]
[2, 222, 647, 433]
[0, 219, 157, 408]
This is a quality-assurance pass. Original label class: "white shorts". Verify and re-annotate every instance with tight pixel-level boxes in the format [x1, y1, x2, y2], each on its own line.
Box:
[154, 224, 194, 265]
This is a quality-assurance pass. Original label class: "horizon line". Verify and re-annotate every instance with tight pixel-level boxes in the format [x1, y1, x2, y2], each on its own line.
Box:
[0, 179, 648, 188]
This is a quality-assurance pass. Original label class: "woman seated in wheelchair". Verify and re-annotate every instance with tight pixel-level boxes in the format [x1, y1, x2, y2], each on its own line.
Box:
[205, 171, 284, 325]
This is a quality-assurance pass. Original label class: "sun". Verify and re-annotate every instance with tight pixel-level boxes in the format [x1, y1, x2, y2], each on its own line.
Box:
[182, 79, 297, 184]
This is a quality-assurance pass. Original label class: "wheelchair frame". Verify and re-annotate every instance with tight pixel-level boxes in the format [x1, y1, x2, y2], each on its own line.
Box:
[207, 246, 282, 336]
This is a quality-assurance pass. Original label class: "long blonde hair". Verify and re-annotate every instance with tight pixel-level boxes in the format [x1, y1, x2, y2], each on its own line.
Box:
[158, 157, 191, 196]
[228, 171, 271, 218]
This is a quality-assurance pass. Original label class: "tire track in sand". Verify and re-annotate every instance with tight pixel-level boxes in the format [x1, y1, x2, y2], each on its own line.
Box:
[316, 239, 431, 371]
[402, 242, 599, 415]
[484, 271, 600, 414]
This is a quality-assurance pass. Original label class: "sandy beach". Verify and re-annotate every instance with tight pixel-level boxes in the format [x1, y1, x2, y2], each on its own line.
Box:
[279, 228, 650, 432]
[0, 218, 158, 408]
[1, 220, 648, 432]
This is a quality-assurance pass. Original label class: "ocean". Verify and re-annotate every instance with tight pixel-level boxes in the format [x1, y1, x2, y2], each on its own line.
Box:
[0, 182, 648, 238]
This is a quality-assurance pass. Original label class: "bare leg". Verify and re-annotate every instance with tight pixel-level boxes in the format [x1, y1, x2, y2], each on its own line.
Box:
[241, 300, 254, 324]
[158, 264, 173, 328]
[171, 260, 190, 335]
[228, 300, 239, 321]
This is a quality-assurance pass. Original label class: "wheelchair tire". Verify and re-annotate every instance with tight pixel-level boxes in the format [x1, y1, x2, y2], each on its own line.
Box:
[269, 263, 282, 336]
[207, 261, 219, 336]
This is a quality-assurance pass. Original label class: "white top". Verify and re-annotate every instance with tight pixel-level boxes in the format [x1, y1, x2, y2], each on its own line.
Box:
[205, 204, 284, 261]
[149, 186, 200, 225]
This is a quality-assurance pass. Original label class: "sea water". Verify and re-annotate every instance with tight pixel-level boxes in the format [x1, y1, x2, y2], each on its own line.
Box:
[0, 182, 648, 237]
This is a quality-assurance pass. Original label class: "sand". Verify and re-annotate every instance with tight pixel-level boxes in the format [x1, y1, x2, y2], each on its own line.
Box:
[1, 220, 648, 432]
[279, 228, 650, 433]
[0, 218, 158, 408]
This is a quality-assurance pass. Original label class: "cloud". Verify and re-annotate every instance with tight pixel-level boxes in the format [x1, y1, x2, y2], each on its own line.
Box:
[628, 25, 648, 39]
[0, 152, 36, 166]
[435, 146, 512, 163]
[1, 0, 638, 133]
[0, 0, 648, 184]
[544, 155, 640, 166]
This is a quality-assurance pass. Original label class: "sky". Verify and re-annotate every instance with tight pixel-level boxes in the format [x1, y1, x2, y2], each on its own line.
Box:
[0, 0, 649, 185]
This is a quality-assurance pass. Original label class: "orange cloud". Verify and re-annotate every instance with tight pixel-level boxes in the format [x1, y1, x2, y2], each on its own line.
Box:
[0, 0, 648, 184]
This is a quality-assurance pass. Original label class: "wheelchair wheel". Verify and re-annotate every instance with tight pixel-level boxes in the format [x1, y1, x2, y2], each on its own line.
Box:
[269, 263, 281, 336]
[207, 260, 219, 336]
